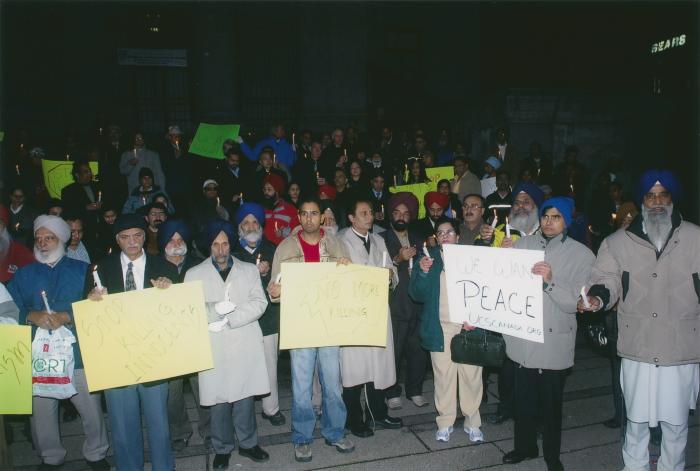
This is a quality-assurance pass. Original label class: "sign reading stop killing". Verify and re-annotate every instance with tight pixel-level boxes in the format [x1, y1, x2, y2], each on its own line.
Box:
[442, 244, 544, 343]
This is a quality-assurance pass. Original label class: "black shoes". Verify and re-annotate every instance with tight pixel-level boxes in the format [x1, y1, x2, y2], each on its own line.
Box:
[502, 449, 538, 464]
[86, 458, 110, 471]
[262, 410, 286, 426]
[349, 422, 374, 438]
[213, 453, 231, 469]
[38, 463, 64, 470]
[239, 445, 270, 463]
[171, 432, 192, 452]
[546, 459, 565, 471]
[371, 416, 404, 430]
[486, 412, 512, 425]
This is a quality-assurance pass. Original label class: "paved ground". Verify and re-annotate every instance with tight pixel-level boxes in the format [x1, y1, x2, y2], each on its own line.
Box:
[6, 338, 699, 470]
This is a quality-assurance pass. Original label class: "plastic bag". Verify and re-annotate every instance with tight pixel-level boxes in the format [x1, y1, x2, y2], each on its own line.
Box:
[31, 326, 77, 399]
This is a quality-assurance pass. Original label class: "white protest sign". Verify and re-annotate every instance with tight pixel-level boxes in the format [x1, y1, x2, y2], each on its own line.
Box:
[443, 244, 544, 343]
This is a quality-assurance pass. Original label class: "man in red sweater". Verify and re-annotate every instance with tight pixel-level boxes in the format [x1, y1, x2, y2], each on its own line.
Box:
[262, 173, 299, 245]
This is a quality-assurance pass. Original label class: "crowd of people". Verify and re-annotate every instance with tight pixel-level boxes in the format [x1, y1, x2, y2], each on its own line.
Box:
[0, 122, 697, 471]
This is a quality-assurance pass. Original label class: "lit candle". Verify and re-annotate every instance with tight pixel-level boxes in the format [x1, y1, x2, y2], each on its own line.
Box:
[382, 251, 388, 267]
[141, 196, 146, 206]
[256, 253, 261, 266]
[273, 153, 276, 165]
[343, 148, 347, 157]
[505, 217, 511, 238]
[20, 143, 24, 150]
[393, 175, 397, 187]
[15, 164, 20, 176]
[580, 286, 591, 308]
[240, 193, 244, 204]
[316, 171, 320, 179]
[65, 153, 70, 161]
[380, 204, 384, 214]
[174, 139, 180, 151]
[292, 133, 296, 146]
[569, 184, 574, 194]
[216, 196, 220, 207]
[274, 221, 279, 232]
[490, 210, 498, 228]
[611, 213, 617, 222]
[133, 149, 137, 159]
[14, 223, 20, 231]
[107, 247, 112, 254]
[41, 290, 52, 313]
[422, 242, 430, 259]
[409, 257, 413, 271]
[92, 266, 104, 291]
[99, 127, 103, 136]
[97, 191, 102, 203]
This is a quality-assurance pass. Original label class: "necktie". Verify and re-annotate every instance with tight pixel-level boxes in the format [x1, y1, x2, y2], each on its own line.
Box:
[125, 262, 136, 291]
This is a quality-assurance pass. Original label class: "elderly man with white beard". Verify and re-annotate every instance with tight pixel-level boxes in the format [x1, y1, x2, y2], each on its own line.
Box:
[231, 203, 286, 427]
[7, 215, 110, 470]
[158, 219, 211, 451]
[478, 182, 543, 249]
[580, 170, 700, 471]
[476, 182, 544, 425]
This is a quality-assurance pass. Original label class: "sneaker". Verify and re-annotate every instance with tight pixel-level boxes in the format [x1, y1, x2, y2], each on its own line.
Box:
[324, 436, 355, 453]
[466, 426, 484, 443]
[435, 426, 453, 442]
[387, 397, 402, 410]
[294, 443, 312, 463]
[410, 395, 429, 407]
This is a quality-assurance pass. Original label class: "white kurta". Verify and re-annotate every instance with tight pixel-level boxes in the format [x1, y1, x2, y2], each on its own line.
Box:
[184, 257, 270, 406]
[621, 358, 699, 426]
[338, 228, 398, 390]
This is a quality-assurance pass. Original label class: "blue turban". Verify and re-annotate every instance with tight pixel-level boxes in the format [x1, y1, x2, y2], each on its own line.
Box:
[512, 182, 544, 209]
[205, 219, 236, 248]
[234, 202, 266, 228]
[157, 219, 192, 252]
[485, 156, 502, 170]
[636, 169, 681, 204]
[540, 196, 574, 227]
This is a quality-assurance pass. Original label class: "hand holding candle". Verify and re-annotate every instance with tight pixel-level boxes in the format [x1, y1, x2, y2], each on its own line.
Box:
[92, 266, 104, 291]
[580, 286, 591, 309]
[491, 209, 498, 228]
[422, 242, 431, 259]
[41, 290, 52, 314]
[505, 216, 511, 238]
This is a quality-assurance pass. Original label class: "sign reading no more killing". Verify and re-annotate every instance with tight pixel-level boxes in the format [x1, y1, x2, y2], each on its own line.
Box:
[443, 244, 544, 343]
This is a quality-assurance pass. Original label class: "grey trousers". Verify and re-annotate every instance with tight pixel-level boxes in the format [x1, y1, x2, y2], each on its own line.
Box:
[210, 396, 258, 454]
[167, 373, 211, 440]
[31, 369, 109, 465]
[262, 333, 280, 416]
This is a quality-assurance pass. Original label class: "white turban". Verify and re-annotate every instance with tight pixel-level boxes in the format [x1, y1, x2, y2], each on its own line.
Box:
[34, 215, 71, 244]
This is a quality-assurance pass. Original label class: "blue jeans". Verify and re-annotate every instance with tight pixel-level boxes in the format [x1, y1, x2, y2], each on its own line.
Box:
[105, 382, 173, 471]
[290, 347, 346, 444]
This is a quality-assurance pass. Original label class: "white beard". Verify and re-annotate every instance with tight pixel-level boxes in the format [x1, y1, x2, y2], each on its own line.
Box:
[0, 228, 10, 262]
[239, 227, 263, 244]
[34, 245, 65, 265]
[642, 204, 673, 252]
[509, 209, 539, 235]
[165, 245, 187, 257]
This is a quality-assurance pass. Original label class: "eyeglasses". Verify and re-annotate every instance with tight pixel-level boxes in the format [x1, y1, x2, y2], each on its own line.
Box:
[541, 214, 562, 222]
[643, 191, 671, 202]
[436, 229, 456, 236]
[462, 203, 483, 210]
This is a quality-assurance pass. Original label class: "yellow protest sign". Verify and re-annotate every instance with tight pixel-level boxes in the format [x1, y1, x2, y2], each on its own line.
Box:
[391, 166, 454, 219]
[0, 325, 32, 414]
[279, 263, 389, 349]
[42, 160, 99, 199]
[72, 281, 213, 391]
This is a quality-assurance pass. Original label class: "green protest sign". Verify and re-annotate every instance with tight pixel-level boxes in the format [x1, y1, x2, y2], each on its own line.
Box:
[189, 123, 240, 159]
[42, 160, 99, 199]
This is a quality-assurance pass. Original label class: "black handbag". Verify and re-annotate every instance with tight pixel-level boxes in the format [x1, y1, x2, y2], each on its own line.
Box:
[450, 328, 506, 368]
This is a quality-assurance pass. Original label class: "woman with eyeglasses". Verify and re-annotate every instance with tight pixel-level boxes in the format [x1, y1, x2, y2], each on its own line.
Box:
[409, 217, 485, 444]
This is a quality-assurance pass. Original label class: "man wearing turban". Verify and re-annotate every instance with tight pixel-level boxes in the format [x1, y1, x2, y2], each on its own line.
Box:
[414, 191, 450, 242]
[581, 170, 699, 471]
[261, 173, 299, 245]
[184, 219, 271, 467]
[8, 215, 109, 469]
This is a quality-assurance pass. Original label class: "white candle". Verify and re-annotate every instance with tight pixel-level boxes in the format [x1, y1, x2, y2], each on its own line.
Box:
[216, 197, 220, 207]
[15, 165, 20, 176]
[393, 175, 397, 187]
[133, 149, 138, 159]
[99, 127, 103, 136]
[97, 191, 102, 203]
[65, 154, 70, 161]
[490, 210, 499, 228]
[240, 193, 244, 204]
[273, 153, 276, 164]
[505, 217, 511, 238]
[292, 133, 295, 146]
[580, 286, 591, 308]
[275, 273, 282, 284]
[93, 266, 104, 291]
[422, 242, 430, 259]
[256, 253, 261, 266]
[409, 257, 413, 271]
[382, 251, 387, 267]
[141, 196, 146, 206]
[41, 290, 52, 313]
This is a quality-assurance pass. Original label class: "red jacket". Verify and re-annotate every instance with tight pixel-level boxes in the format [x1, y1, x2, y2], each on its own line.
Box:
[264, 199, 300, 245]
[0, 241, 35, 283]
